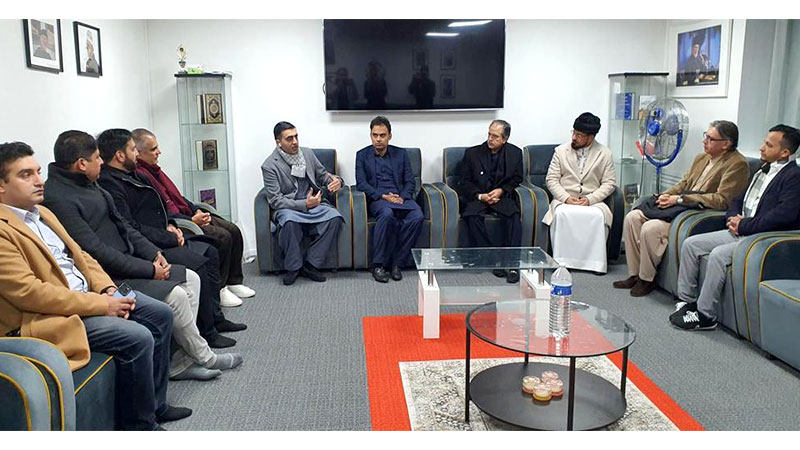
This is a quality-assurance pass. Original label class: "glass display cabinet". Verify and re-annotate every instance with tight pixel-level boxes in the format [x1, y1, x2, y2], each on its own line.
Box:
[607, 72, 668, 215]
[175, 73, 237, 222]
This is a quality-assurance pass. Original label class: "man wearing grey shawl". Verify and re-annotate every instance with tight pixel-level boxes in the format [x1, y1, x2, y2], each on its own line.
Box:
[261, 122, 344, 285]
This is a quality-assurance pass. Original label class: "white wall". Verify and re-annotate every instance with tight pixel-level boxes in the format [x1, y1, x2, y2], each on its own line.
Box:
[145, 19, 668, 256]
[0, 19, 152, 175]
[781, 20, 800, 127]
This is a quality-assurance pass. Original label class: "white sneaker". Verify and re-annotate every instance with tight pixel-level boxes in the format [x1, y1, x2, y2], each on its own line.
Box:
[227, 284, 255, 298]
[219, 287, 243, 307]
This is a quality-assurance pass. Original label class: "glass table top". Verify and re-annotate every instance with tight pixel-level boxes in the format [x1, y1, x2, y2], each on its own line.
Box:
[466, 300, 636, 358]
[412, 247, 559, 271]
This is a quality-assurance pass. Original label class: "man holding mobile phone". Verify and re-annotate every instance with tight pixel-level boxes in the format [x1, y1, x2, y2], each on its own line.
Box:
[0, 142, 188, 430]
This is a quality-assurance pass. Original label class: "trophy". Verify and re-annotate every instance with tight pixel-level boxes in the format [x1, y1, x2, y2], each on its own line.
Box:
[177, 45, 187, 72]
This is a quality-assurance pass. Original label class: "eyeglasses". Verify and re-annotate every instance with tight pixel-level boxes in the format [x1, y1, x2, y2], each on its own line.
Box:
[571, 130, 588, 139]
[702, 132, 730, 143]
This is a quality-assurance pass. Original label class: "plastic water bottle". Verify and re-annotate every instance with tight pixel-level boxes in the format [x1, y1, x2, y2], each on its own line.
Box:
[549, 264, 572, 338]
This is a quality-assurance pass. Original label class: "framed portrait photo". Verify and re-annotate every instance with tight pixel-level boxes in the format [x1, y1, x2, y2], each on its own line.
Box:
[441, 75, 455, 99]
[74, 21, 102, 77]
[441, 49, 456, 70]
[412, 49, 428, 70]
[668, 19, 733, 98]
[22, 19, 63, 73]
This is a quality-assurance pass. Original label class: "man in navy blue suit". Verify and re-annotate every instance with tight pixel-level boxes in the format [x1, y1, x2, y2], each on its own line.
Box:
[671, 124, 800, 331]
[355, 116, 423, 283]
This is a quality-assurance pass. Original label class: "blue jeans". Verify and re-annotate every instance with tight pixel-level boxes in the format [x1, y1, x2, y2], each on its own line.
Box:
[82, 291, 173, 430]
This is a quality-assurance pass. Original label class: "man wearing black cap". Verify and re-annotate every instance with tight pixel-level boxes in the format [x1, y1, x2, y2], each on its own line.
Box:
[543, 112, 616, 273]
[459, 120, 524, 283]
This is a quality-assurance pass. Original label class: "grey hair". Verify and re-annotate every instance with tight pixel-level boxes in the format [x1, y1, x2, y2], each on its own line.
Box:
[490, 119, 511, 140]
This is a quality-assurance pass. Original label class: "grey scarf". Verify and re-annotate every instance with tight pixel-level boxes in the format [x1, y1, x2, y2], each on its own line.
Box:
[278, 146, 306, 178]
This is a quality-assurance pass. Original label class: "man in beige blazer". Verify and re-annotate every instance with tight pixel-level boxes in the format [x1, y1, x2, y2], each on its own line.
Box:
[544, 112, 616, 273]
[614, 120, 750, 296]
[0, 142, 190, 430]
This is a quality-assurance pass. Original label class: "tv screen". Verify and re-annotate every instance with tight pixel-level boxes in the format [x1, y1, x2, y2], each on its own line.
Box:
[323, 19, 505, 111]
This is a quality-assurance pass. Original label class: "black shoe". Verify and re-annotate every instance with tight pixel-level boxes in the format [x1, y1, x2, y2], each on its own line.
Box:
[670, 309, 717, 331]
[391, 266, 403, 281]
[492, 269, 507, 278]
[216, 319, 247, 333]
[283, 270, 299, 285]
[207, 334, 236, 349]
[371, 266, 390, 283]
[506, 269, 520, 283]
[301, 264, 326, 282]
[157, 405, 192, 423]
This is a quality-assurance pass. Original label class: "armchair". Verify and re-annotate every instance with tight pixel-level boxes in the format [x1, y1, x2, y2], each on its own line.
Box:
[254, 148, 352, 273]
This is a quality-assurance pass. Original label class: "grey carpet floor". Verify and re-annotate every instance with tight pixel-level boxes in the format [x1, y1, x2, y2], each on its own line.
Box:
[165, 260, 800, 430]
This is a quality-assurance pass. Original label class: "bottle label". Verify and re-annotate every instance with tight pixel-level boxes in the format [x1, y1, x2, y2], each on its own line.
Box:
[551, 285, 572, 296]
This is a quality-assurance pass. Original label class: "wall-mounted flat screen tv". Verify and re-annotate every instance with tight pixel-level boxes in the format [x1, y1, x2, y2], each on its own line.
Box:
[323, 19, 505, 111]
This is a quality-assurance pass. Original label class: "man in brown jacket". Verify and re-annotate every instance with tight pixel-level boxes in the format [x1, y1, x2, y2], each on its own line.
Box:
[0, 142, 189, 430]
[613, 120, 750, 296]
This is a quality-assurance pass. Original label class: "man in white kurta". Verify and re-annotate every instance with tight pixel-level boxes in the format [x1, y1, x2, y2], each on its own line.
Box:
[543, 112, 616, 273]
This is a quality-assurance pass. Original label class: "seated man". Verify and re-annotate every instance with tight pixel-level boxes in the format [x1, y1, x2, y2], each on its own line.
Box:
[614, 120, 750, 296]
[261, 121, 344, 285]
[0, 142, 188, 430]
[96, 128, 246, 350]
[543, 112, 616, 273]
[459, 120, 523, 283]
[42, 131, 242, 381]
[355, 116, 423, 283]
[671, 125, 800, 330]
[131, 128, 255, 302]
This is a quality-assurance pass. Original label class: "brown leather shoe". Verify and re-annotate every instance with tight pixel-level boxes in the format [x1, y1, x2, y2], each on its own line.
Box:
[613, 276, 638, 289]
[630, 279, 657, 297]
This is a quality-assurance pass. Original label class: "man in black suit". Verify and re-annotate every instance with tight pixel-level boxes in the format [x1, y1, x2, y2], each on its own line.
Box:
[355, 116, 423, 283]
[460, 120, 524, 283]
[671, 124, 800, 331]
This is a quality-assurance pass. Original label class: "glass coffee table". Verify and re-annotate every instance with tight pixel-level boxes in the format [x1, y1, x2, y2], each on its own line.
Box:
[412, 247, 560, 339]
[465, 300, 636, 430]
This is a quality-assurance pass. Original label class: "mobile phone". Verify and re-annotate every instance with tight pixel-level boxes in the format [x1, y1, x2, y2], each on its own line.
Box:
[114, 282, 136, 299]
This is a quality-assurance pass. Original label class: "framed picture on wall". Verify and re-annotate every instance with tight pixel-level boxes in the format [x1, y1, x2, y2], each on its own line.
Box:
[22, 19, 63, 73]
[668, 19, 733, 98]
[73, 21, 102, 77]
[441, 49, 456, 70]
[441, 75, 455, 99]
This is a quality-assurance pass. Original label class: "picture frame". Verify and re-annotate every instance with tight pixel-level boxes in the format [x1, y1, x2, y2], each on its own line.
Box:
[668, 19, 732, 98]
[441, 75, 455, 99]
[22, 19, 63, 73]
[73, 21, 102, 77]
[441, 49, 456, 70]
[412, 49, 428, 70]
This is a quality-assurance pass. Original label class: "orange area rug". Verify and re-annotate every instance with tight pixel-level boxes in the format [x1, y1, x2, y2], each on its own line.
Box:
[363, 313, 703, 431]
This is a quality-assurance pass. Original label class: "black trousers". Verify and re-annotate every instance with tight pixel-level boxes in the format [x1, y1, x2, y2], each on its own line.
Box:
[463, 212, 521, 248]
[203, 216, 245, 286]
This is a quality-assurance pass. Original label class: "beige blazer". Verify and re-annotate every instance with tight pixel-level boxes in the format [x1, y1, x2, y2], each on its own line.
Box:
[0, 205, 114, 371]
[543, 141, 616, 226]
[662, 150, 750, 210]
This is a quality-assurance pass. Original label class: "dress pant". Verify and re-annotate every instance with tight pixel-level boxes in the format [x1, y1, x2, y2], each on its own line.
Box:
[82, 291, 173, 431]
[623, 209, 671, 282]
[677, 229, 739, 320]
[463, 212, 521, 248]
[165, 244, 225, 342]
[370, 202, 424, 268]
[278, 218, 343, 271]
[161, 269, 216, 376]
[202, 216, 245, 286]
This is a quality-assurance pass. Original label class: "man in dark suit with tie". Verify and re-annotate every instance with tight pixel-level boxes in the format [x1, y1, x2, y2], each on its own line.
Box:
[671, 124, 800, 330]
[355, 116, 423, 283]
[460, 120, 524, 283]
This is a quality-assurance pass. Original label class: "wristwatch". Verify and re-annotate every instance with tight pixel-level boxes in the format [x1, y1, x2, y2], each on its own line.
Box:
[676, 195, 684, 205]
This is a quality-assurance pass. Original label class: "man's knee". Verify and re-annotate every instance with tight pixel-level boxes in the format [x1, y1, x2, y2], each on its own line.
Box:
[640, 220, 662, 240]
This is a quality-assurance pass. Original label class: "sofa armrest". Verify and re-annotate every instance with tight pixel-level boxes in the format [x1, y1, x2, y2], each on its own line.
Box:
[254, 186, 275, 273]
[0, 337, 76, 430]
[333, 186, 353, 269]
[521, 182, 550, 250]
[194, 202, 219, 216]
[350, 186, 369, 269]
[419, 183, 445, 248]
[174, 218, 203, 236]
[431, 182, 460, 248]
